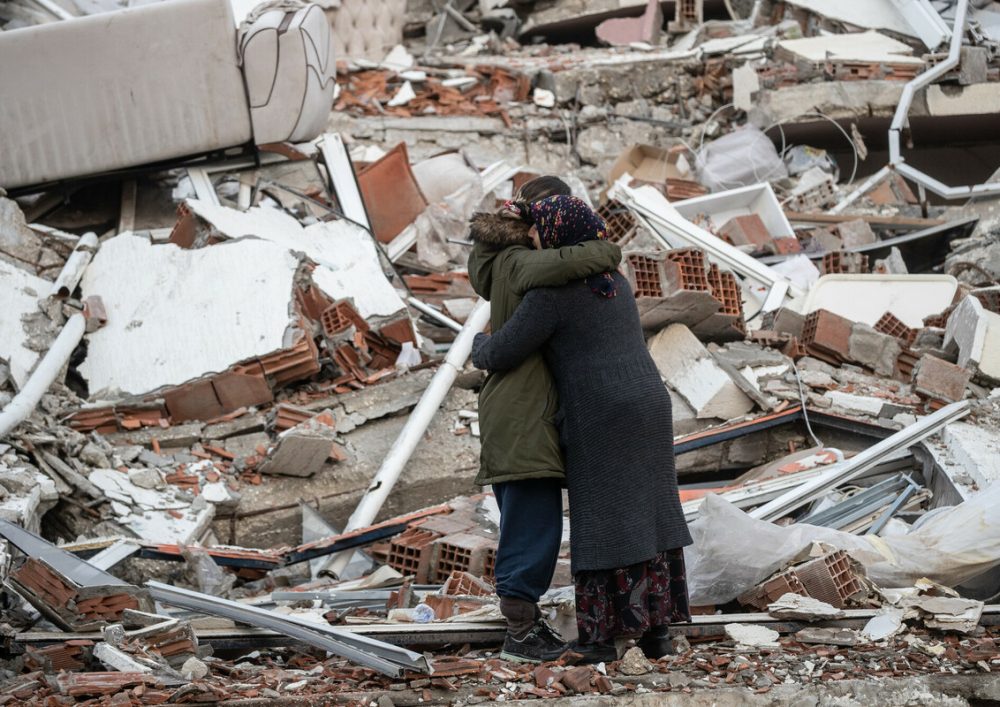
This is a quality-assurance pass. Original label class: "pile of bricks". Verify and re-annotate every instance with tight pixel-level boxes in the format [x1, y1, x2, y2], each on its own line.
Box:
[738, 550, 865, 610]
[24, 639, 93, 672]
[66, 404, 170, 434]
[623, 249, 743, 337]
[9, 558, 155, 632]
[318, 298, 419, 392]
[120, 614, 201, 668]
[385, 511, 495, 583]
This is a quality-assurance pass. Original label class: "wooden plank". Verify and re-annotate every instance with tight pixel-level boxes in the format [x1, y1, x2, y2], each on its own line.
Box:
[784, 211, 945, 228]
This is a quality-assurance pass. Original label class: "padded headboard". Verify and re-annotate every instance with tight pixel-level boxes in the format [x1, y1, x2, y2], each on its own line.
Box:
[329, 0, 406, 61]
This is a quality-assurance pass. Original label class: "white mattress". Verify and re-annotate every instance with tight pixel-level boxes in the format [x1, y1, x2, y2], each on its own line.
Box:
[0, 0, 253, 189]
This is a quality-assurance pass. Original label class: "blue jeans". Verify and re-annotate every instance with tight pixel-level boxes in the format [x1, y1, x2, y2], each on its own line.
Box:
[492, 478, 563, 603]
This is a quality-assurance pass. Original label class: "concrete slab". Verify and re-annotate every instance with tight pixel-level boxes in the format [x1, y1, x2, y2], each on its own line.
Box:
[648, 324, 755, 420]
[80, 234, 302, 400]
[185, 199, 407, 319]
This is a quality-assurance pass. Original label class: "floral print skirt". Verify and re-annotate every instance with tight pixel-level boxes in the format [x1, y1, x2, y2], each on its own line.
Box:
[574, 548, 690, 645]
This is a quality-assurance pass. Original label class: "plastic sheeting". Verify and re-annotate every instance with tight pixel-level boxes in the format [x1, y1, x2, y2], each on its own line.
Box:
[685, 483, 1000, 605]
[695, 125, 788, 193]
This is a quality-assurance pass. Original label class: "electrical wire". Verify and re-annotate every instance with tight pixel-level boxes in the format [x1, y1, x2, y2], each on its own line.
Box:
[764, 111, 861, 186]
[790, 358, 824, 449]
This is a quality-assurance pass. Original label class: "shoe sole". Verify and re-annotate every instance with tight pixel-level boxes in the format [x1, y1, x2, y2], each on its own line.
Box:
[499, 650, 542, 664]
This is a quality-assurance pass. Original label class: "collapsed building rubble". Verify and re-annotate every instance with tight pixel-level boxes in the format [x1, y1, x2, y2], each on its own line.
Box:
[4, 0, 1000, 703]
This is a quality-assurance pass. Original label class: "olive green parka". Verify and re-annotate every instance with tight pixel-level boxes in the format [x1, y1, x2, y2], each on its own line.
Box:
[466, 212, 622, 486]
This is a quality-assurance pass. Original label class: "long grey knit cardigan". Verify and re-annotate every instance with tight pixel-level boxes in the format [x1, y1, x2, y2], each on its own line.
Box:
[472, 274, 692, 573]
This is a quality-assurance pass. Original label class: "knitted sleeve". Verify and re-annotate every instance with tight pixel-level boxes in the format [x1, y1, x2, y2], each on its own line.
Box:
[471, 289, 557, 372]
[505, 241, 621, 296]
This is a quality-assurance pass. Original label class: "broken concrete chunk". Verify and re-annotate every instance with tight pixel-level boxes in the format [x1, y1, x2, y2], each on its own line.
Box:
[725, 623, 780, 649]
[908, 596, 984, 634]
[862, 607, 905, 642]
[823, 390, 886, 417]
[181, 656, 209, 680]
[0, 257, 52, 389]
[835, 218, 877, 248]
[847, 323, 901, 377]
[259, 421, 338, 478]
[794, 626, 859, 647]
[873, 247, 908, 275]
[78, 442, 111, 469]
[105, 423, 205, 450]
[184, 199, 406, 319]
[618, 646, 653, 675]
[0, 195, 45, 265]
[944, 295, 1000, 384]
[648, 324, 755, 420]
[127, 468, 163, 490]
[768, 593, 846, 621]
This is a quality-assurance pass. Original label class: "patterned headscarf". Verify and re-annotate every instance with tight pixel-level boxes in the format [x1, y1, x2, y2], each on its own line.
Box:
[528, 195, 617, 298]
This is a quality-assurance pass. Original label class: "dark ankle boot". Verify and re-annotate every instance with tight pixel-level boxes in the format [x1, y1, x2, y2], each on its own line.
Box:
[499, 597, 537, 638]
[637, 626, 673, 660]
[568, 639, 617, 664]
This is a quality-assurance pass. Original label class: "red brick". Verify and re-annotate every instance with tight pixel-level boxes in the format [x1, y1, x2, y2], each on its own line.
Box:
[561, 667, 596, 694]
[386, 527, 441, 583]
[874, 312, 917, 346]
[895, 348, 920, 382]
[821, 251, 868, 275]
[430, 533, 497, 583]
[595, 201, 638, 246]
[320, 300, 368, 338]
[801, 310, 853, 363]
[914, 354, 970, 403]
[719, 214, 774, 252]
[773, 237, 802, 254]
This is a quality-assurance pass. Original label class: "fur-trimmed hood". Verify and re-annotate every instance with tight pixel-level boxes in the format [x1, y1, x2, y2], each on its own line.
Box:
[469, 212, 532, 248]
[467, 212, 535, 305]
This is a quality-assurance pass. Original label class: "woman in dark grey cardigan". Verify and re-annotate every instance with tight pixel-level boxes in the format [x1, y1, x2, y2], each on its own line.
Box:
[471, 195, 692, 663]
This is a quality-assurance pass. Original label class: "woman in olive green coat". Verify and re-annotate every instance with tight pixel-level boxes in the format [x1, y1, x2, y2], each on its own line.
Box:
[467, 177, 621, 663]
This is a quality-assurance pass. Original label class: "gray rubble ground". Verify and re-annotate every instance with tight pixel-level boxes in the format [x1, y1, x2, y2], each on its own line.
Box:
[226, 384, 481, 549]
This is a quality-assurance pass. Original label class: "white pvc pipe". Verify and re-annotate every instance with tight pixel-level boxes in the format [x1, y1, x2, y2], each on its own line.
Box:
[407, 296, 463, 333]
[886, 0, 1000, 199]
[828, 166, 892, 215]
[0, 314, 86, 439]
[50, 232, 98, 299]
[326, 299, 491, 577]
